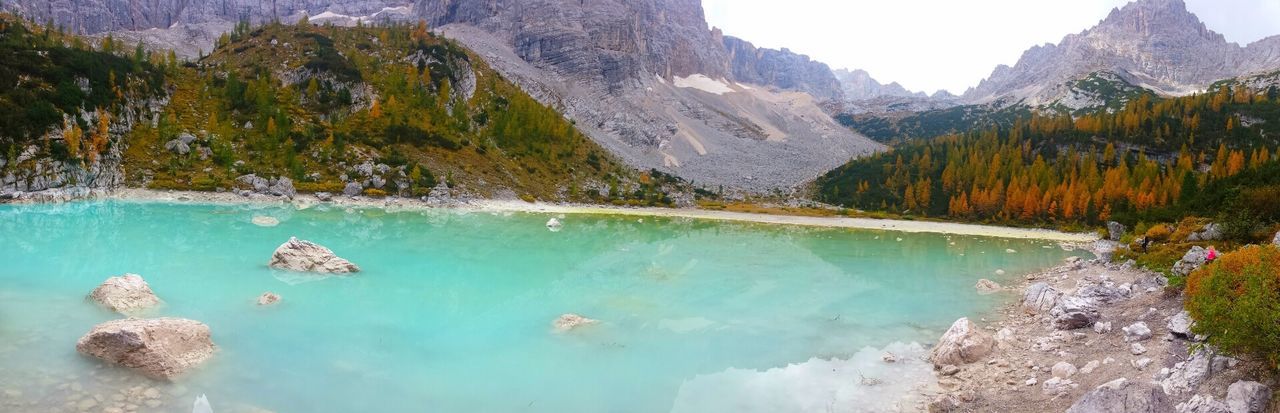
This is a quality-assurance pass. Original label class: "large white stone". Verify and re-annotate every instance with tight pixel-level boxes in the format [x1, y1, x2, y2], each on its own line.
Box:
[88, 274, 161, 314]
[928, 318, 994, 367]
[76, 318, 215, 380]
[268, 237, 360, 274]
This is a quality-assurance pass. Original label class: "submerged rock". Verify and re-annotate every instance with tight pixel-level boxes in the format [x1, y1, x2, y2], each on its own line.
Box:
[974, 279, 1001, 294]
[251, 215, 280, 227]
[193, 394, 213, 413]
[257, 292, 281, 306]
[76, 318, 216, 380]
[88, 274, 162, 314]
[552, 313, 598, 332]
[1066, 378, 1173, 413]
[268, 237, 360, 274]
[928, 318, 994, 367]
[546, 218, 563, 232]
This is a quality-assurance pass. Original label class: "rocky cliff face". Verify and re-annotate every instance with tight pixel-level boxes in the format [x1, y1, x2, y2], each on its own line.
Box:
[964, 0, 1280, 105]
[834, 68, 926, 101]
[722, 36, 843, 101]
[421, 0, 882, 191]
[3, 0, 411, 34]
[416, 0, 732, 94]
[3, 0, 414, 57]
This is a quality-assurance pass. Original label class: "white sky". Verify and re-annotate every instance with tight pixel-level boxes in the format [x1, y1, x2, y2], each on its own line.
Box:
[702, 0, 1280, 95]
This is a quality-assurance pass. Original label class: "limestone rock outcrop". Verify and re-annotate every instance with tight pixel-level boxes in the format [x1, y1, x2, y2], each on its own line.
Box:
[76, 318, 216, 379]
[88, 274, 162, 314]
[928, 318, 994, 367]
[268, 237, 360, 274]
[1066, 378, 1174, 413]
[1173, 246, 1209, 276]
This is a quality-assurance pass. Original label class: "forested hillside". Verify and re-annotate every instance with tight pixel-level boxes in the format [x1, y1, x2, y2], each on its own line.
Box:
[817, 82, 1280, 231]
[1, 14, 683, 205]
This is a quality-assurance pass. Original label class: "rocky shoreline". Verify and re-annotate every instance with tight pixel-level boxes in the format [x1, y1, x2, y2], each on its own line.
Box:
[922, 250, 1276, 412]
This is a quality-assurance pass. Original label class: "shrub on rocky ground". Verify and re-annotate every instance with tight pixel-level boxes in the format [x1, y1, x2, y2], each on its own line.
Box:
[1186, 245, 1280, 367]
[1144, 224, 1173, 242]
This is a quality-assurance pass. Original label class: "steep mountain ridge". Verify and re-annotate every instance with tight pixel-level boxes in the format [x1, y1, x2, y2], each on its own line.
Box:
[722, 35, 843, 101]
[4, 0, 884, 191]
[418, 0, 882, 191]
[964, 0, 1280, 105]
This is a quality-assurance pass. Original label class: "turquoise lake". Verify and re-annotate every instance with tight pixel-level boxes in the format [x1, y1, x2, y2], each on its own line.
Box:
[0, 200, 1089, 412]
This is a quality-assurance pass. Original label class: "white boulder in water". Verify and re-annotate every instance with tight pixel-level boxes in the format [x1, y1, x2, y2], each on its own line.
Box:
[974, 279, 1002, 294]
[546, 218, 563, 232]
[257, 292, 282, 306]
[88, 274, 162, 314]
[268, 237, 360, 274]
[251, 215, 280, 227]
[552, 313, 598, 332]
[76, 318, 216, 380]
[192, 394, 212, 413]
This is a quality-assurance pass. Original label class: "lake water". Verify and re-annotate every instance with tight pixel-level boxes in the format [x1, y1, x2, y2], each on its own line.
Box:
[0, 200, 1088, 413]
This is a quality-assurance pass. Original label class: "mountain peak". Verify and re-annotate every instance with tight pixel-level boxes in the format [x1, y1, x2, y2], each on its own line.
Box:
[1097, 0, 1220, 43]
[963, 0, 1280, 104]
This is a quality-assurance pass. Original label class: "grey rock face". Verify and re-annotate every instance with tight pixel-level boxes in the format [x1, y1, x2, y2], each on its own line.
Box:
[1187, 223, 1223, 242]
[1108, 221, 1127, 241]
[1067, 378, 1174, 413]
[722, 36, 843, 101]
[1226, 381, 1272, 413]
[343, 181, 364, 197]
[964, 0, 1280, 105]
[1050, 296, 1101, 330]
[1178, 395, 1232, 413]
[1022, 282, 1061, 314]
[1163, 347, 1220, 395]
[1173, 246, 1209, 276]
[428, 2, 884, 191]
[1168, 310, 1196, 339]
[3, 0, 410, 35]
[834, 68, 927, 101]
[267, 177, 296, 198]
[164, 138, 190, 155]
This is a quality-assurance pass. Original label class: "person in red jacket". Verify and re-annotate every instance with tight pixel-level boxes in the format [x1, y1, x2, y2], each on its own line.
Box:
[1206, 246, 1218, 263]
